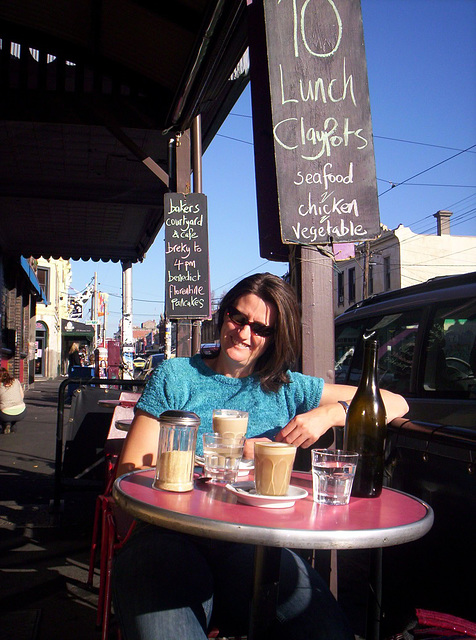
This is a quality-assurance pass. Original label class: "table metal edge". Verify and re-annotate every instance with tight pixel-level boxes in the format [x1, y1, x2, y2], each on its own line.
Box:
[112, 471, 434, 550]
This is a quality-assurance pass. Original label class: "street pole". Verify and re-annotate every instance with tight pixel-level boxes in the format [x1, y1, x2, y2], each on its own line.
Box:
[165, 319, 172, 359]
[121, 261, 134, 378]
[363, 241, 370, 300]
[92, 271, 98, 349]
[192, 114, 203, 356]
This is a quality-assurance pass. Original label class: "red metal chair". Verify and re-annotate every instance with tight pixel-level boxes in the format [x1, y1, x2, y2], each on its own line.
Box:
[99, 497, 136, 639]
[87, 460, 118, 589]
[87, 458, 136, 640]
[87, 462, 243, 640]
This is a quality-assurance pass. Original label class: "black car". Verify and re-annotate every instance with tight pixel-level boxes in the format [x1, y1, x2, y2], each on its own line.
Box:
[334, 271, 476, 632]
[136, 353, 165, 381]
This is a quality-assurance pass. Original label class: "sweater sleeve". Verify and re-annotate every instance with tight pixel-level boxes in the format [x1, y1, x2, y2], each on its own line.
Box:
[286, 371, 325, 414]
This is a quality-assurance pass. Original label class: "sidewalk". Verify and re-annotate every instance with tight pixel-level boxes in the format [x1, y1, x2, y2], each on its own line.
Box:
[0, 378, 99, 640]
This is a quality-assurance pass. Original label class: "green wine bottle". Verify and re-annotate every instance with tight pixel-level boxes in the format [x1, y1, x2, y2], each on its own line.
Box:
[344, 338, 387, 498]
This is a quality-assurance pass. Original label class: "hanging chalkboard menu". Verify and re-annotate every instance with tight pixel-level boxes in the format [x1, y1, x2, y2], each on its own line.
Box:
[262, 0, 380, 244]
[164, 193, 210, 319]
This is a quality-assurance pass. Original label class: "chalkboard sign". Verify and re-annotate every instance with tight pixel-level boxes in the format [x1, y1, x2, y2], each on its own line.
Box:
[164, 193, 210, 319]
[262, 0, 380, 244]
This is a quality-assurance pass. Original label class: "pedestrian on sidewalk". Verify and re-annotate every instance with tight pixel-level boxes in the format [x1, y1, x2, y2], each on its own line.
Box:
[0, 367, 27, 434]
[68, 342, 82, 374]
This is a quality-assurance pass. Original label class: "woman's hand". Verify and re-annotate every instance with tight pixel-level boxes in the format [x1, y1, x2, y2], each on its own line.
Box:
[275, 403, 346, 448]
[274, 381, 409, 449]
[243, 436, 272, 459]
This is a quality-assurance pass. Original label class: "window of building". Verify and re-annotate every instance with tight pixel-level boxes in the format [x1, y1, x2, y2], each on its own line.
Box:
[368, 264, 374, 295]
[337, 272, 344, 306]
[348, 268, 356, 303]
[37, 267, 50, 303]
[384, 257, 391, 291]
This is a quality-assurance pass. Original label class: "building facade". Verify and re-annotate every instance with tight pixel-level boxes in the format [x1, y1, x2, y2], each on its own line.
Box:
[334, 211, 476, 315]
[0, 254, 45, 387]
[34, 258, 72, 379]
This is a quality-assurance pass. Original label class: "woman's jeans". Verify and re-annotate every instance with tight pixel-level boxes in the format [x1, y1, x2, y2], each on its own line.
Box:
[0, 408, 26, 429]
[112, 524, 354, 640]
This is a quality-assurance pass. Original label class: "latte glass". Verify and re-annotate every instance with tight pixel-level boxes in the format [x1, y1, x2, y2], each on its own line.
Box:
[254, 442, 297, 496]
[212, 409, 248, 440]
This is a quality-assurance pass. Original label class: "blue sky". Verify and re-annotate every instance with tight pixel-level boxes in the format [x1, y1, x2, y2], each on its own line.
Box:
[71, 0, 476, 335]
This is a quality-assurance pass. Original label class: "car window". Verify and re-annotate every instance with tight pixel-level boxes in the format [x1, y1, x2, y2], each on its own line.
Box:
[423, 299, 476, 397]
[335, 322, 365, 383]
[336, 310, 422, 394]
[151, 354, 165, 368]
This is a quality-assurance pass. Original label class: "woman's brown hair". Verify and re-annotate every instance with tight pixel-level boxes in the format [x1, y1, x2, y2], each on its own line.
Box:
[215, 273, 301, 392]
[0, 367, 14, 387]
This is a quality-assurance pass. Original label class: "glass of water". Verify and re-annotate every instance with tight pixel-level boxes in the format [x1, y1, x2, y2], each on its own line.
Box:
[311, 449, 359, 505]
[202, 433, 245, 483]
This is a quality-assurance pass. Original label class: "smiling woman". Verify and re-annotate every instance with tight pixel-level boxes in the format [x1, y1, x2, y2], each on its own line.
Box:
[112, 272, 409, 640]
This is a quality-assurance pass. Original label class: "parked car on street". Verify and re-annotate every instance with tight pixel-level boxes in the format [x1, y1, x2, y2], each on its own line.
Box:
[136, 352, 165, 381]
[334, 271, 476, 633]
[133, 356, 147, 370]
[200, 342, 220, 356]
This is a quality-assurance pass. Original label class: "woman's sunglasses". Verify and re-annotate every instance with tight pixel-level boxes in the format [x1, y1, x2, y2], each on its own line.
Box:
[226, 306, 274, 338]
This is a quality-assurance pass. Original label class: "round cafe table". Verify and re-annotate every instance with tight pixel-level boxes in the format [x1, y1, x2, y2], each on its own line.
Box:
[113, 469, 433, 639]
[97, 398, 121, 408]
[115, 418, 132, 431]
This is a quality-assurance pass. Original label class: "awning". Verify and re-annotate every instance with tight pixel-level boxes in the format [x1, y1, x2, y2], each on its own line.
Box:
[20, 256, 48, 304]
[61, 319, 96, 339]
[0, 1, 249, 263]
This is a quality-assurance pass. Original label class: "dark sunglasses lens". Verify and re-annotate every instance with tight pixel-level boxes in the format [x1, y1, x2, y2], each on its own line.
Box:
[227, 307, 273, 337]
[228, 308, 247, 326]
[252, 323, 273, 337]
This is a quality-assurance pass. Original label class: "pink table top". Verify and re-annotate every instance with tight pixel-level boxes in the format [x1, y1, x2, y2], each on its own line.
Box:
[113, 469, 434, 550]
[119, 392, 141, 407]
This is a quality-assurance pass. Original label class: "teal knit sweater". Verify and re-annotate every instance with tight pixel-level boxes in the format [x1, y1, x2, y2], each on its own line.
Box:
[136, 355, 324, 454]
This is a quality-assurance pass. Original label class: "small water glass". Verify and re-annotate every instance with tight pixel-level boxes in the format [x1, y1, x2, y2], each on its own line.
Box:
[202, 433, 245, 483]
[312, 449, 359, 505]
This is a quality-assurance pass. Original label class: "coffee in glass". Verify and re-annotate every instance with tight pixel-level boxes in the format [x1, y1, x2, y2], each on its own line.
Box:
[254, 442, 297, 496]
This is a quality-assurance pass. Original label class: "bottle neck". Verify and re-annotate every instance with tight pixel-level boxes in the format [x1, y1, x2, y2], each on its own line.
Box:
[358, 341, 379, 391]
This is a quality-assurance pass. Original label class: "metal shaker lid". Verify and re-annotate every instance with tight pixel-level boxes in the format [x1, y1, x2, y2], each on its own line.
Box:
[159, 410, 200, 427]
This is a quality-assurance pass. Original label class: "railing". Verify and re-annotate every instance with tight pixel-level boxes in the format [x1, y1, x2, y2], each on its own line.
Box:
[388, 416, 476, 454]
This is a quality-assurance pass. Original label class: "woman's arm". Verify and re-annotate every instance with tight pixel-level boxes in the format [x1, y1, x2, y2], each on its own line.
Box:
[116, 409, 161, 476]
[276, 382, 409, 449]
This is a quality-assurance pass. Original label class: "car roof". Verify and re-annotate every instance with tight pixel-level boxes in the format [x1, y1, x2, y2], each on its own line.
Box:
[336, 271, 476, 324]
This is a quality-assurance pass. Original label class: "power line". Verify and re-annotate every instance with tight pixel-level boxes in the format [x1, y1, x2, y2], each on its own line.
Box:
[215, 261, 272, 292]
[216, 133, 253, 146]
[378, 143, 476, 197]
[227, 111, 476, 156]
[373, 135, 476, 154]
[378, 181, 476, 188]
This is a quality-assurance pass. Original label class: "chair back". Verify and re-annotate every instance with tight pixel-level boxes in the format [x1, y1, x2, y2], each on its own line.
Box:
[62, 386, 121, 484]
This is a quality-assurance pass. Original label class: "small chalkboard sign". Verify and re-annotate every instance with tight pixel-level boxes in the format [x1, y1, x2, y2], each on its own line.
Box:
[164, 193, 210, 319]
[262, 0, 380, 245]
